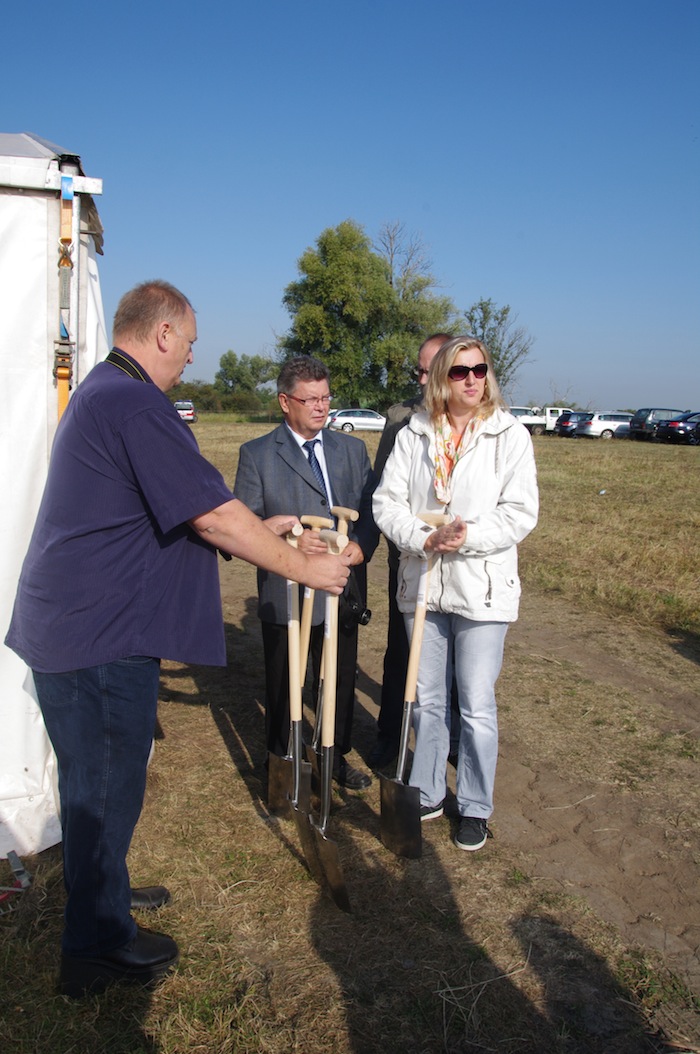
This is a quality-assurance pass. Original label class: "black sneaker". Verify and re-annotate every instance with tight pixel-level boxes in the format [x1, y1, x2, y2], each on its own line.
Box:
[419, 800, 445, 822]
[454, 816, 492, 851]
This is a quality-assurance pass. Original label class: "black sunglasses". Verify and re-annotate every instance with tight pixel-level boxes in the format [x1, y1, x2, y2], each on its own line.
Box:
[447, 363, 488, 381]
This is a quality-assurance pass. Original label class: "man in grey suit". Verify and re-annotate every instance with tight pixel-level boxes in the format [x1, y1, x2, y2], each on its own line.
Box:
[234, 356, 378, 790]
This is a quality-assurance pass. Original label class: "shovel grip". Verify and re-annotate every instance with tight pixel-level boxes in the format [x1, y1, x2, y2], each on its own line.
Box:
[300, 515, 334, 531]
[319, 528, 349, 552]
[330, 506, 359, 536]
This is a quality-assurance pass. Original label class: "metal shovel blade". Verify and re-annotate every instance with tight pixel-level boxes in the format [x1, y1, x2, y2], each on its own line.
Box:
[310, 747, 351, 913]
[379, 700, 421, 859]
[267, 752, 293, 817]
[379, 775, 422, 858]
[310, 819, 352, 914]
[268, 752, 312, 818]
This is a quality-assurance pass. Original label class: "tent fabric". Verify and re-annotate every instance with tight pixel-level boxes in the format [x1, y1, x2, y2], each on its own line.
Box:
[0, 134, 107, 858]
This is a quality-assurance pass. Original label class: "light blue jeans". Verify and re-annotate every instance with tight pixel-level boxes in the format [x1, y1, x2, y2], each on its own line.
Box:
[405, 612, 508, 818]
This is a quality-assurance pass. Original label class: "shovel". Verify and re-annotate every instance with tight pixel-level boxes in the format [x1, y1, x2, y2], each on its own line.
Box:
[305, 505, 358, 779]
[307, 529, 352, 912]
[296, 515, 333, 778]
[267, 525, 312, 818]
[380, 511, 450, 858]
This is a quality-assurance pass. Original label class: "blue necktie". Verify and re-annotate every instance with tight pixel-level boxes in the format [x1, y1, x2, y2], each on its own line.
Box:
[303, 440, 329, 503]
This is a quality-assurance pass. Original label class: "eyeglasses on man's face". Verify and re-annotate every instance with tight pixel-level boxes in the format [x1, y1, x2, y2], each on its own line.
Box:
[413, 367, 430, 380]
[285, 393, 333, 407]
[447, 363, 488, 381]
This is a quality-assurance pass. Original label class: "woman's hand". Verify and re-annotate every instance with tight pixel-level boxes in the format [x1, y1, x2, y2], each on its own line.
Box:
[423, 516, 467, 554]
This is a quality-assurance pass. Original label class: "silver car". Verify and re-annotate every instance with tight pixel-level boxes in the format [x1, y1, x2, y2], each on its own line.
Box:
[327, 408, 386, 433]
[574, 412, 632, 439]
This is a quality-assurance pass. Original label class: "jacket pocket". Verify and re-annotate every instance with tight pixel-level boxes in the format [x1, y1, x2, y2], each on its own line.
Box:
[483, 557, 520, 608]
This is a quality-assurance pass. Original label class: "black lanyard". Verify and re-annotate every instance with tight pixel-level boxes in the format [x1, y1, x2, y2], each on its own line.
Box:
[105, 349, 151, 383]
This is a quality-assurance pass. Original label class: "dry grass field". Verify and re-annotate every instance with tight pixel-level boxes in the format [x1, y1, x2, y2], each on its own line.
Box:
[1, 421, 698, 1054]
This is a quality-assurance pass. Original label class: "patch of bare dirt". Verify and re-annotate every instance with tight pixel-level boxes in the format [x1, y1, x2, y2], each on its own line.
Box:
[498, 592, 699, 991]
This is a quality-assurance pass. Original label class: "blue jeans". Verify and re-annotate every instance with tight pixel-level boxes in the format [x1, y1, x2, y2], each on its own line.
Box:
[405, 613, 507, 817]
[33, 657, 160, 956]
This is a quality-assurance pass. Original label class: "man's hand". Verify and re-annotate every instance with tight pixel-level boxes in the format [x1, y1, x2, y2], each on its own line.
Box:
[298, 528, 364, 567]
[189, 499, 351, 594]
[302, 550, 353, 594]
[263, 514, 301, 536]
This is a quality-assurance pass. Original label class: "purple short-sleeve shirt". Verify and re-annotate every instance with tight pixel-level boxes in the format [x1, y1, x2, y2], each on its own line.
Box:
[5, 352, 234, 671]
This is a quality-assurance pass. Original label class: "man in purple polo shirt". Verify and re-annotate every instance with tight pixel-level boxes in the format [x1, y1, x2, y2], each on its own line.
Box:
[5, 280, 351, 998]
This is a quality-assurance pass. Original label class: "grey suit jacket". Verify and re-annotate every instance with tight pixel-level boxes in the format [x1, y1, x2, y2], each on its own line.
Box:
[234, 423, 379, 624]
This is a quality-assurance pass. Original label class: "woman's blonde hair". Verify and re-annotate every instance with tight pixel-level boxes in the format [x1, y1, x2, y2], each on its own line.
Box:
[424, 336, 506, 425]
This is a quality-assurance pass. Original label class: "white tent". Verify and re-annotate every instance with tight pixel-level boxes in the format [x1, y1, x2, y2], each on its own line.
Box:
[0, 133, 108, 858]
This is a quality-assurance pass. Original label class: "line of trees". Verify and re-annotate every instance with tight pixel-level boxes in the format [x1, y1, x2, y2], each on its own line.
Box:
[169, 219, 535, 412]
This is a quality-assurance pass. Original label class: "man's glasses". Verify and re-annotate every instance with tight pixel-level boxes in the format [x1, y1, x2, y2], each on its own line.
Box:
[447, 363, 488, 381]
[285, 393, 333, 407]
[413, 367, 430, 379]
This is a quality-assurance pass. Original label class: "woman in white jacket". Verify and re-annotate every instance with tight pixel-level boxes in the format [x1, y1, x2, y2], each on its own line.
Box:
[373, 336, 538, 850]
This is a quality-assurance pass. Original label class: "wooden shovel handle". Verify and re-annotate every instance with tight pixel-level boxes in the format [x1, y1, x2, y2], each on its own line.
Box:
[403, 512, 450, 702]
[319, 531, 345, 750]
[286, 530, 303, 724]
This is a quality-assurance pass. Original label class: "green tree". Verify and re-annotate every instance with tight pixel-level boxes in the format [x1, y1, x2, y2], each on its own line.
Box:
[279, 219, 455, 408]
[374, 221, 457, 400]
[462, 298, 534, 397]
[214, 351, 277, 396]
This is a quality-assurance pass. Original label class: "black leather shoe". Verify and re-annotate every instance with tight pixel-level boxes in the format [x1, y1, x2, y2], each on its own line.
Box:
[59, 925, 179, 998]
[130, 885, 172, 911]
[333, 756, 372, 790]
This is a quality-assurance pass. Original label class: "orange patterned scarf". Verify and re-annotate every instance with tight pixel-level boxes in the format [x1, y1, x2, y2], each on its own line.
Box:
[433, 413, 478, 504]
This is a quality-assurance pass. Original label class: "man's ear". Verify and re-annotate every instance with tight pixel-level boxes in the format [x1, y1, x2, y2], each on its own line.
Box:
[278, 393, 288, 415]
[155, 320, 171, 352]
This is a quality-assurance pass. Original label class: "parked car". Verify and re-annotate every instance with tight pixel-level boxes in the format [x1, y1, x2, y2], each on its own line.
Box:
[574, 411, 633, 439]
[509, 406, 572, 436]
[327, 408, 386, 432]
[629, 407, 684, 440]
[656, 411, 700, 445]
[174, 400, 198, 423]
[553, 411, 589, 437]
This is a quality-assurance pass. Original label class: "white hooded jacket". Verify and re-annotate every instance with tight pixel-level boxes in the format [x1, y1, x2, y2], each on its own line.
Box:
[372, 408, 539, 623]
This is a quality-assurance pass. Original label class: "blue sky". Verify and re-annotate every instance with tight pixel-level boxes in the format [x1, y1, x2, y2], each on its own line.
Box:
[4, 0, 698, 410]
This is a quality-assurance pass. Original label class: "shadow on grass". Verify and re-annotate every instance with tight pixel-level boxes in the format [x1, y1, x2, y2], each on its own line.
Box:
[0, 845, 158, 1054]
[667, 626, 700, 667]
[172, 603, 674, 1053]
